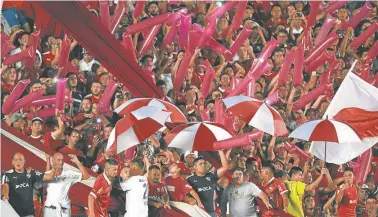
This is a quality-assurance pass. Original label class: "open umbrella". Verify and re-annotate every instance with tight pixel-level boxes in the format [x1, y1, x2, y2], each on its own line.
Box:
[165, 122, 234, 151]
[289, 118, 361, 162]
[107, 106, 172, 154]
[222, 96, 288, 136]
[114, 98, 187, 123]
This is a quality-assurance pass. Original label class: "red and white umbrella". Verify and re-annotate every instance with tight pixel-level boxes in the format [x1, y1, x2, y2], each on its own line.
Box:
[289, 118, 361, 161]
[222, 96, 288, 136]
[165, 122, 234, 151]
[114, 98, 187, 123]
[107, 106, 172, 154]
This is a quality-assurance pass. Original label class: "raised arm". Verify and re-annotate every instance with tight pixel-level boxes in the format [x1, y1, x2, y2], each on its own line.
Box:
[267, 136, 276, 161]
[305, 168, 327, 192]
[69, 154, 89, 180]
[217, 150, 230, 178]
[52, 115, 65, 140]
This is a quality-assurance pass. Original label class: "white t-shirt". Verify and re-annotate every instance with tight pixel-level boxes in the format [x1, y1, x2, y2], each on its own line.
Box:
[44, 169, 82, 208]
[79, 59, 97, 72]
[120, 175, 148, 217]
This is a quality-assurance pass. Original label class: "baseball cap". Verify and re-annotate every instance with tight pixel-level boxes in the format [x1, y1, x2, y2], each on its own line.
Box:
[169, 161, 186, 171]
[184, 151, 198, 158]
[31, 117, 43, 124]
[361, 184, 370, 190]
[10, 113, 23, 124]
[82, 48, 89, 54]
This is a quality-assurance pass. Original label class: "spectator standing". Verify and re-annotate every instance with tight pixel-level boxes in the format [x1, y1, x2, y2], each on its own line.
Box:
[336, 167, 358, 217]
[44, 153, 89, 217]
[88, 159, 118, 217]
[119, 159, 148, 217]
[1, 152, 53, 217]
[220, 168, 272, 217]
[165, 162, 204, 207]
[186, 150, 229, 217]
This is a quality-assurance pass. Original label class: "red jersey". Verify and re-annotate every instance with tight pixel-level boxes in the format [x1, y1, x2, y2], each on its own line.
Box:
[85, 94, 102, 104]
[258, 178, 288, 212]
[165, 176, 192, 202]
[58, 146, 85, 157]
[42, 51, 55, 66]
[148, 181, 168, 202]
[29, 132, 61, 150]
[1, 83, 15, 92]
[337, 184, 357, 217]
[89, 173, 112, 217]
[181, 165, 194, 177]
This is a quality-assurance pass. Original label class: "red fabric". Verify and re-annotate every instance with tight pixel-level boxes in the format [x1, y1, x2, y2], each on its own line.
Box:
[165, 176, 193, 202]
[42, 51, 55, 66]
[32, 1, 163, 98]
[89, 173, 112, 217]
[337, 185, 358, 217]
[257, 178, 288, 212]
[28, 132, 62, 150]
[58, 146, 85, 157]
[148, 181, 169, 202]
[85, 94, 102, 104]
[2, 1, 24, 9]
[308, 120, 339, 142]
[333, 108, 378, 138]
[1, 83, 15, 92]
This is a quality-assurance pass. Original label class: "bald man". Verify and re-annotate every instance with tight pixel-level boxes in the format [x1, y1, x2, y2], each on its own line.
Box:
[2, 152, 52, 217]
[44, 153, 89, 217]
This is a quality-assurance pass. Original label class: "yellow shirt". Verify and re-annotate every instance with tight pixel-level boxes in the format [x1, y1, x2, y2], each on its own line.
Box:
[284, 180, 307, 217]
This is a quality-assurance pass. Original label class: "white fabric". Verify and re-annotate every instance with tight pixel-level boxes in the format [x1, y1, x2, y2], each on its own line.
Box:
[310, 61, 378, 164]
[121, 175, 148, 217]
[115, 126, 140, 154]
[9, 47, 22, 69]
[249, 103, 274, 134]
[289, 120, 361, 143]
[130, 106, 171, 125]
[79, 59, 97, 72]
[203, 122, 233, 141]
[43, 206, 70, 217]
[170, 201, 211, 217]
[44, 169, 82, 209]
[222, 96, 259, 109]
[1, 201, 19, 217]
[168, 123, 202, 150]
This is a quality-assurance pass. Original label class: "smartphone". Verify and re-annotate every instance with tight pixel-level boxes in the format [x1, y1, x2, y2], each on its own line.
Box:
[296, 12, 303, 17]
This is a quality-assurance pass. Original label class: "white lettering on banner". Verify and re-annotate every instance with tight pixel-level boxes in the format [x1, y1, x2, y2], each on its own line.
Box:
[167, 185, 175, 192]
[198, 186, 212, 192]
[15, 183, 30, 189]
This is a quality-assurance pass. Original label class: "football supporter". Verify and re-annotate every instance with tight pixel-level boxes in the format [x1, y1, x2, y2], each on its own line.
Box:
[336, 167, 358, 217]
[44, 153, 89, 217]
[1, 152, 53, 217]
[165, 162, 204, 207]
[187, 150, 229, 217]
[88, 159, 118, 217]
[220, 168, 272, 217]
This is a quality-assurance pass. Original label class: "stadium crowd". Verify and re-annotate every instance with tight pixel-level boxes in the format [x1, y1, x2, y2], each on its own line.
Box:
[1, 1, 378, 217]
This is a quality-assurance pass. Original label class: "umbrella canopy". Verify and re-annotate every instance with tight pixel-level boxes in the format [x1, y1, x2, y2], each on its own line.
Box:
[107, 106, 171, 154]
[114, 98, 187, 123]
[165, 122, 234, 151]
[289, 119, 361, 143]
[222, 96, 288, 136]
[289, 118, 362, 162]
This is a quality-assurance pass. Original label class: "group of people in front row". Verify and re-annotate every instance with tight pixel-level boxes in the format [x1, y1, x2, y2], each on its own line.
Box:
[2, 149, 377, 217]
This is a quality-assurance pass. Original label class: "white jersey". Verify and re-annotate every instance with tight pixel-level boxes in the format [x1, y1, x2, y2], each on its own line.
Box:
[120, 175, 148, 217]
[44, 169, 82, 208]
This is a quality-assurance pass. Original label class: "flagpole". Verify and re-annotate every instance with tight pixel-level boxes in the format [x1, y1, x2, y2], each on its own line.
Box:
[324, 141, 327, 163]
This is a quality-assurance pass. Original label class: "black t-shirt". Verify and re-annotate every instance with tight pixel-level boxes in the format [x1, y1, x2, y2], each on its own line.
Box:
[2, 169, 44, 216]
[186, 171, 219, 213]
